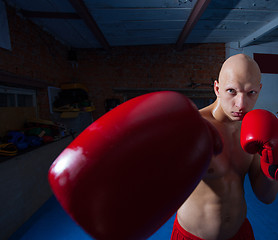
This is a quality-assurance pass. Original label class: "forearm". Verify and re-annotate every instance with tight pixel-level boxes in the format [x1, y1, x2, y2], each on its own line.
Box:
[251, 166, 278, 204]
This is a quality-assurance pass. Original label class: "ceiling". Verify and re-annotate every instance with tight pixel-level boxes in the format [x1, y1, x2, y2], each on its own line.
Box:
[5, 0, 278, 50]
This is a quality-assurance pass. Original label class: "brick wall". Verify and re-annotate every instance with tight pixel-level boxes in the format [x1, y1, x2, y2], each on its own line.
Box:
[0, 5, 73, 120]
[77, 44, 225, 118]
[0, 4, 225, 121]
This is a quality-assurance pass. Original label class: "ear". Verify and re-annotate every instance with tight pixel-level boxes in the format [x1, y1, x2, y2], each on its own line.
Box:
[214, 80, 220, 97]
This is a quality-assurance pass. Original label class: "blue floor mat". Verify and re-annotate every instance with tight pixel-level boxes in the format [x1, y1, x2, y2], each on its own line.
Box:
[9, 177, 278, 240]
[244, 176, 278, 240]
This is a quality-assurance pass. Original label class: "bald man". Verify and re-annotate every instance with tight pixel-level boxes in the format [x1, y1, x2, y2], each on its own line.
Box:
[171, 54, 278, 240]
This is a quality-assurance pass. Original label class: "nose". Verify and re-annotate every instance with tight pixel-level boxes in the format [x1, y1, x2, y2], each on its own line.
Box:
[235, 94, 247, 111]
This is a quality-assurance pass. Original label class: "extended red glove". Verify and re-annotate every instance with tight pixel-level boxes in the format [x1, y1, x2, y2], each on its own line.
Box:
[241, 109, 278, 180]
[48, 91, 222, 240]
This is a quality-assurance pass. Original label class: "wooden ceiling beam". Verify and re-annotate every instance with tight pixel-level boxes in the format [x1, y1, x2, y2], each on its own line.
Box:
[176, 0, 211, 50]
[239, 16, 278, 47]
[68, 0, 110, 50]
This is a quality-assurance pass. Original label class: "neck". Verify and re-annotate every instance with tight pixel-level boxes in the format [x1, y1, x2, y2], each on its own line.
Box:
[211, 99, 234, 124]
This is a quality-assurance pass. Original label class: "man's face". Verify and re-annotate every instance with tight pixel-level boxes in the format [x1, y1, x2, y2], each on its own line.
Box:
[214, 67, 262, 121]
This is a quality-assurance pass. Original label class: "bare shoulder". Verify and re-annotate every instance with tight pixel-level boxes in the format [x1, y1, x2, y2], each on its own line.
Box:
[199, 103, 223, 135]
[199, 104, 215, 123]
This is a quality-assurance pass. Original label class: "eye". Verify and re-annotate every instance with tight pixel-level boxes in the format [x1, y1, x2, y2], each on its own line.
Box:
[248, 90, 257, 96]
[227, 89, 236, 95]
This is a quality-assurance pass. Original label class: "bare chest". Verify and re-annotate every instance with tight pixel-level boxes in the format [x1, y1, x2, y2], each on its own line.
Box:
[205, 123, 252, 179]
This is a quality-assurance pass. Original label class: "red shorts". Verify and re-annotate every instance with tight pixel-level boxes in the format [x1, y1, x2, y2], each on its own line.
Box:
[171, 216, 255, 240]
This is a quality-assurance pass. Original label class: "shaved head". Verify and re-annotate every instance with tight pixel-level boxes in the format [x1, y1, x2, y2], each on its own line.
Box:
[218, 54, 261, 86]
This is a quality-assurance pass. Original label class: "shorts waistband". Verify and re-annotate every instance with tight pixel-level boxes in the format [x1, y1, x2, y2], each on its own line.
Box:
[172, 215, 254, 240]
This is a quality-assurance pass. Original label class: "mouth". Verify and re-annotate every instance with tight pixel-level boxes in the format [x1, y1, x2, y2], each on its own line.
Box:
[232, 112, 245, 118]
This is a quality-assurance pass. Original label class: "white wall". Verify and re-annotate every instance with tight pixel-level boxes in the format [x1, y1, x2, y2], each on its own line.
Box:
[226, 42, 278, 116]
[255, 74, 278, 116]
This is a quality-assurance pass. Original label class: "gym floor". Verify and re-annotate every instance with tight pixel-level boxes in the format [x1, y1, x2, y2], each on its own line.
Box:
[9, 176, 278, 240]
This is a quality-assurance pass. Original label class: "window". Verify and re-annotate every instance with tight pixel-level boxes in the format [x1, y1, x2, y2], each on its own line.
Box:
[0, 86, 36, 107]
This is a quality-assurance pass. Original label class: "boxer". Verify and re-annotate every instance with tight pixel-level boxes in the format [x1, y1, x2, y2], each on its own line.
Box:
[172, 54, 278, 240]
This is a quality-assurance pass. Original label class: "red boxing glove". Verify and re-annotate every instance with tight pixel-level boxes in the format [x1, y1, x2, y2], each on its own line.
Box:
[241, 109, 278, 180]
[48, 91, 222, 240]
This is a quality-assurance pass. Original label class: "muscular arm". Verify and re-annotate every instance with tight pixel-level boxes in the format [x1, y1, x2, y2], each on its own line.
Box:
[248, 154, 278, 204]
